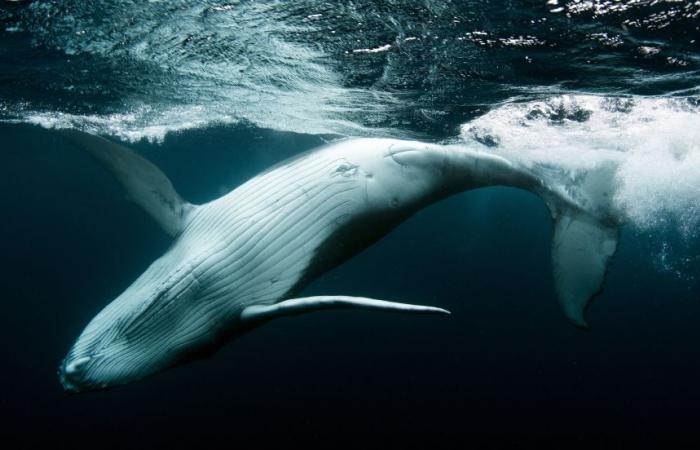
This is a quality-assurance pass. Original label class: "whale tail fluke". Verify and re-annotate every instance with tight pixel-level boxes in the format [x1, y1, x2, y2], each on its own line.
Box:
[444, 145, 621, 328]
[549, 208, 618, 328]
[58, 130, 194, 237]
[533, 161, 621, 328]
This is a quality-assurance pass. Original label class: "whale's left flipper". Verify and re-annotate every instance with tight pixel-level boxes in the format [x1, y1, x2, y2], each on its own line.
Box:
[240, 295, 451, 325]
[59, 130, 193, 236]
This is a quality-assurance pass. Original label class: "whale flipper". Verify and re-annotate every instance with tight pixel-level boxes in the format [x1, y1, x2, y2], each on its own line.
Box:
[59, 130, 192, 236]
[240, 295, 451, 324]
[551, 210, 618, 329]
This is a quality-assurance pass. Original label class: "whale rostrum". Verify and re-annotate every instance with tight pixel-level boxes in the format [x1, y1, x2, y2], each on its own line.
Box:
[57, 130, 620, 392]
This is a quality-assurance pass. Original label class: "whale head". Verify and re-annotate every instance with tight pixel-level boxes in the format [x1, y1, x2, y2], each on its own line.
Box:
[58, 261, 217, 393]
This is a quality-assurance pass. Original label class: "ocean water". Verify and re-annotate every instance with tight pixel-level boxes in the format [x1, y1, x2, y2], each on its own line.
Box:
[1, 1, 699, 448]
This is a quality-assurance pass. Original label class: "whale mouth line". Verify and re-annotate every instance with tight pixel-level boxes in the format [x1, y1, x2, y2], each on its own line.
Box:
[63, 356, 91, 374]
[58, 355, 95, 393]
[58, 365, 85, 393]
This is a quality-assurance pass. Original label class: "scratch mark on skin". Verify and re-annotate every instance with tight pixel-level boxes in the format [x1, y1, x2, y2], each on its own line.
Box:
[331, 159, 359, 177]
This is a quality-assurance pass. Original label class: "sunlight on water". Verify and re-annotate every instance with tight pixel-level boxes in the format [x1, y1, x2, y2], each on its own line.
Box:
[549, 0, 700, 31]
[2, 0, 396, 141]
[2, 0, 697, 140]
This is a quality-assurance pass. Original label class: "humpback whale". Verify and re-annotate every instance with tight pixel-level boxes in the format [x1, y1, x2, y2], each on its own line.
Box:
[58, 130, 619, 392]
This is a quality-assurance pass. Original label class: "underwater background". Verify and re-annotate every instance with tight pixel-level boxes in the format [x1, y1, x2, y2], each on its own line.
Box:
[1, 0, 700, 448]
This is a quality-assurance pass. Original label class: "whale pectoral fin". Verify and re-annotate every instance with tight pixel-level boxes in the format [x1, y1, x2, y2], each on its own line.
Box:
[240, 295, 451, 325]
[552, 210, 619, 329]
[59, 129, 192, 236]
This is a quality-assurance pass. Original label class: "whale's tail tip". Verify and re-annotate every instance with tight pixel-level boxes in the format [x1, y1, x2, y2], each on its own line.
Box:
[551, 208, 619, 329]
[533, 161, 621, 329]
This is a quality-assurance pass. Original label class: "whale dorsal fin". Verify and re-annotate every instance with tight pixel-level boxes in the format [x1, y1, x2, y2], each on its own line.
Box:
[240, 295, 450, 324]
[60, 130, 192, 236]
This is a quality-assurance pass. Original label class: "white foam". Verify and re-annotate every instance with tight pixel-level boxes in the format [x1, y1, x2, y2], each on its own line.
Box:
[458, 95, 700, 238]
[352, 44, 392, 54]
[23, 106, 216, 144]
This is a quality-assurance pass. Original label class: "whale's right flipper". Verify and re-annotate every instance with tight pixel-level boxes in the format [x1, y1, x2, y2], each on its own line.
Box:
[551, 210, 618, 329]
[59, 130, 192, 236]
[240, 295, 451, 325]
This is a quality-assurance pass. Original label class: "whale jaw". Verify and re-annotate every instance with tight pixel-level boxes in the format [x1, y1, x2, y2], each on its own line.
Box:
[57, 355, 111, 394]
[58, 357, 91, 393]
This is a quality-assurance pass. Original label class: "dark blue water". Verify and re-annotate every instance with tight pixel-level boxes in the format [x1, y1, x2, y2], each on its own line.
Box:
[2, 1, 700, 448]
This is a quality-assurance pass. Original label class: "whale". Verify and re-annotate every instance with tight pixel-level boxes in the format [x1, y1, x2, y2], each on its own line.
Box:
[57, 130, 620, 392]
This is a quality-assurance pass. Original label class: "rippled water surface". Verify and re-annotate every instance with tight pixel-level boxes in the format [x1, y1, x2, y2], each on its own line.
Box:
[2, 0, 699, 139]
